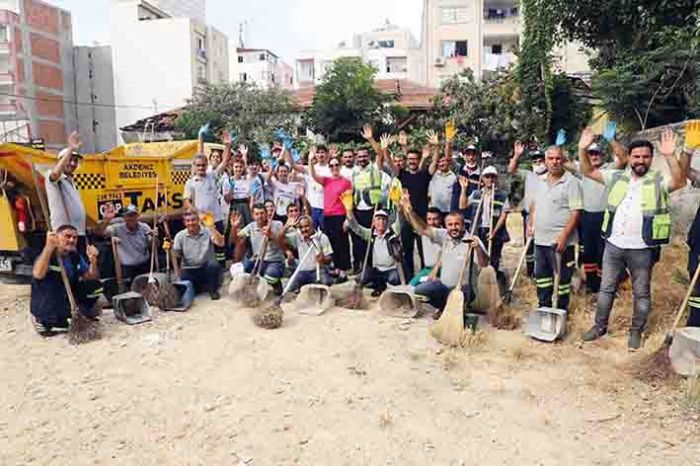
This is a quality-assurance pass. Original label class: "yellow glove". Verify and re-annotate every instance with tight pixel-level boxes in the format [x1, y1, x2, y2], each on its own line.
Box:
[389, 183, 402, 204]
[685, 120, 700, 150]
[445, 120, 457, 142]
[340, 190, 354, 212]
[201, 212, 215, 228]
[163, 239, 171, 251]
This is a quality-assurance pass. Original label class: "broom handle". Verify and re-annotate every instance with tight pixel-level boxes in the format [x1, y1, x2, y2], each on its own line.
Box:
[111, 237, 123, 291]
[29, 159, 80, 316]
[508, 237, 532, 294]
[456, 190, 485, 287]
[487, 190, 495, 258]
[670, 259, 700, 332]
[282, 245, 316, 297]
[149, 179, 160, 278]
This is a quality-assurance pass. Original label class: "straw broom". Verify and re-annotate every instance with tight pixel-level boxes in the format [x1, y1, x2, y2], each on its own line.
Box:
[339, 199, 377, 310]
[29, 159, 100, 344]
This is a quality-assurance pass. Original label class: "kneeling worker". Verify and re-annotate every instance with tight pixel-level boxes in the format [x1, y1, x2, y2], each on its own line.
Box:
[345, 206, 401, 297]
[30, 225, 101, 336]
[278, 215, 334, 292]
[402, 203, 490, 318]
[173, 210, 225, 300]
[99, 204, 155, 280]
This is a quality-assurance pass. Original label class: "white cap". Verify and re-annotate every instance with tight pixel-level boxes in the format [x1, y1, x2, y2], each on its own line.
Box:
[465, 144, 477, 151]
[374, 209, 389, 218]
[482, 165, 498, 177]
[588, 143, 602, 153]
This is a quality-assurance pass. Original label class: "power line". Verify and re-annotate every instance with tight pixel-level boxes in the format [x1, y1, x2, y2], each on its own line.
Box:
[0, 92, 180, 111]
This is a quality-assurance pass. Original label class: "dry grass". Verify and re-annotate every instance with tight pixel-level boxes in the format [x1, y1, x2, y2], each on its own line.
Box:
[686, 373, 700, 408]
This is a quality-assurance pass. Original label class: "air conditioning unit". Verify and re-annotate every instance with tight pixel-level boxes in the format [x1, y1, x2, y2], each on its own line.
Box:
[434, 57, 445, 67]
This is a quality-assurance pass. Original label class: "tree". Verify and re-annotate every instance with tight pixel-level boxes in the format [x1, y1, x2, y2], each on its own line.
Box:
[176, 82, 296, 152]
[305, 57, 390, 143]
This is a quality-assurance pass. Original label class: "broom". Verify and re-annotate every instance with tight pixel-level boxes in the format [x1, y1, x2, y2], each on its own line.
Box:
[154, 184, 179, 310]
[29, 159, 100, 344]
[478, 188, 502, 317]
[430, 192, 485, 346]
[339, 203, 378, 310]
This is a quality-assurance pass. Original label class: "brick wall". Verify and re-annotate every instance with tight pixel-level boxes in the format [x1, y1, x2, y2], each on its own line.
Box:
[30, 33, 60, 64]
[31, 61, 62, 90]
[24, 0, 58, 35]
[15, 57, 24, 82]
[35, 90, 63, 118]
[37, 119, 65, 144]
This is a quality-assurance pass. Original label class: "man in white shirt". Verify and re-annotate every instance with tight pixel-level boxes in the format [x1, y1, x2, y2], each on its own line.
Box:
[579, 128, 685, 350]
[429, 155, 457, 214]
[288, 145, 330, 230]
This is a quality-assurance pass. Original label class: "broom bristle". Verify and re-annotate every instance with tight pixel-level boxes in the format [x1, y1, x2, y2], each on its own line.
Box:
[229, 276, 262, 308]
[630, 345, 680, 383]
[157, 283, 180, 310]
[252, 306, 283, 329]
[68, 313, 101, 345]
[339, 288, 367, 310]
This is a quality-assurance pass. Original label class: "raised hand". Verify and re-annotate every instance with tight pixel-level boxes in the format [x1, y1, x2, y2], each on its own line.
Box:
[426, 129, 439, 146]
[361, 124, 373, 141]
[87, 245, 99, 263]
[380, 134, 396, 150]
[198, 123, 210, 139]
[221, 129, 233, 146]
[398, 130, 408, 147]
[229, 211, 241, 230]
[660, 128, 678, 157]
[578, 127, 596, 151]
[445, 120, 457, 142]
[513, 140, 525, 158]
[238, 144, 249, 160]
[555, 129, 566, 147]
[45, 231, 59, 250]
[67, 131, 81, 151]
[458, 175, 469, 190]
[684, 120, 700, 150]
[400, 189, 411, 211]
[329, 144, 339, 159]
[603, 121, 617, 142]
[308, 147, 317, 165]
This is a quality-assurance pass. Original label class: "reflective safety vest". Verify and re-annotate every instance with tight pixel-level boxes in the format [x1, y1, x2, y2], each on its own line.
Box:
[352, 165, 383, 207]
[601, 169, 671, 246]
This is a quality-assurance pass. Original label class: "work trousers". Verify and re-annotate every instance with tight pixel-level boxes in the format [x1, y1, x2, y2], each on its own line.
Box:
[522, 211, 534, 276]
[478, 227, 504, 271]
[400, 218, 424, 280]
[181, 261, 222, 294]
[350, 208, 374, 271]
[323, 215, 351, 271]
[687, 249, 700, 327]
[534, 245, 575, 311]
[361, 267, 400, 291]
[594, 242, 655, 332]
[414, 280, 475, 313]
[288, 267, 334, 293]
[214, 220, 226, 268]
[242, 257, 284, 284]
[580, 211, 605, 293]
[121, 261, 150, 281]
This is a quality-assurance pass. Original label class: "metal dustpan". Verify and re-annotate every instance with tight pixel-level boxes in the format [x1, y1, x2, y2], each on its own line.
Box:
[164, 280, 195, 312]
[113, 291, 152, 325]
[378, 284, 420, 318]
[297, 284, 334, 315]
[669, 327, 700, 376]
[526, 249, 567, 342]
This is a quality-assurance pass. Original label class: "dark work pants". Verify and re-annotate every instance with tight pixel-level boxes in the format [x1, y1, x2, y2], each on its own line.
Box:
[414, 280, 476, 313]
[350, 208, 374, 271]
[180, 261, 222, 294]
[214, 220, 226, 268]
[323, 215, 351, 271]
[400, 218, 424, 280]
[522, 211, 534, 276]
[580, 211, 605, 293]
[478, 227, 504, 271]
[534, 245, 575, 311]
[361, 267, 400, 291]
[121, 262, 150, 281]
[594, 242, 654, 332]
[687, 249, 700, 327]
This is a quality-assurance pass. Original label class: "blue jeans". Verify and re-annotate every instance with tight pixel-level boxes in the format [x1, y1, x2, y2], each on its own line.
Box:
[594, 242, 654, 332]
[361, 267, 400, 290]
[311, 208, 324, 230]
[288, 268, 333, 292]
[414, 279, 474, 312]
[242, 257, 284, 284]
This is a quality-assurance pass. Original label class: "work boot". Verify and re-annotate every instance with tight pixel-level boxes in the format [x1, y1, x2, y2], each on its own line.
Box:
[628, 330, 643, 351]
[209, 290, 221, 300]
[582, 326, 607, 342]
[30, 315, 54, 337]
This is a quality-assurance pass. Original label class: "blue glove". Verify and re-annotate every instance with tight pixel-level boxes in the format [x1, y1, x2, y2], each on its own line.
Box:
[555, 129, 566, 146]
[291, 148, 301, 163]
[260, 147, 272, 160]
[603, 121, 617, 142]
[275, 128, 288, 141]
[198, 123, 211, 139]
[270, 158, 279, 170]
[283, 136, 294, 151]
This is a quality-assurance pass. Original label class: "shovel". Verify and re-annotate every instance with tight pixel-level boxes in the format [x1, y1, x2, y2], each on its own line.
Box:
[378, 240, 419, 318]
[504, 237, 532, 304]
[526, 248, 567, 342]
[110, 237, 152, 325]
[297, 237, 334, 315]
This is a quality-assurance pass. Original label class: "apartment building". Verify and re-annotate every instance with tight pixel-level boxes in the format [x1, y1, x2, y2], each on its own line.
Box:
[295, 21, 420, 88]
[422, 0, 589, 87]
[150, 0, 205, 23]
[110, 0, 228, 141]
[231, 47, 294, 89]
[0, 0, 76, 149]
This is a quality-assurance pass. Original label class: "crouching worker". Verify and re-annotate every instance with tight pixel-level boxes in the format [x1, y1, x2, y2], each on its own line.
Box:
[231, 204, 286, 295]
[278, 215, 334, 292]
[30, 225, 101, 336]
[412, 211, 490, 319]
[173, 210, 225, 300]
[346, 207, 402, 297]
[97, 204, 155, 280]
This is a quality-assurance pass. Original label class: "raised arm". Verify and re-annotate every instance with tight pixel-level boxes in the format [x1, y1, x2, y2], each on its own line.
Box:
[508, 140, 525, 175]
[215, 130, 233, 175]
[84, 244, 100, 280]
[458, 176, 470, 210]
[611, 141, 629, 169]
[49, 131, 81, 182]
[398, 130, 409, 158]
[400, 192, 431, 237]
[577, 128, 605, 184]
[427, 130, 439, 175]
[659, 129, 685, 193]
[32, 233, 58, 279]
[308, 151, 325, 185]
[361, 124, 382, 158]
[377, 134, 396, 171]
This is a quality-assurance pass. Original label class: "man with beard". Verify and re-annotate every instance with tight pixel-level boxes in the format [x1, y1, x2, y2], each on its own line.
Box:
[580, 128, 685, 350]
[340, 148, 356, 180]
[528, 146, 582, 318]
[429, 154, 457, 215]
[509, 142, 548, 276]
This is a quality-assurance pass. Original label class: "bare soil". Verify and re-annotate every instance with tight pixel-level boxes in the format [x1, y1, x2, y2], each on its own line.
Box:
[1, 237, 699, 465]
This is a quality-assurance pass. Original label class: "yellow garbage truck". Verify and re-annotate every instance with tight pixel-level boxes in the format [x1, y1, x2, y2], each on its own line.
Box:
[0, 140, 207, 278]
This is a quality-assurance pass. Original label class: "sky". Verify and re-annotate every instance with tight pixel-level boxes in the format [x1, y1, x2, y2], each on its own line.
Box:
[48, 0, 424, 63]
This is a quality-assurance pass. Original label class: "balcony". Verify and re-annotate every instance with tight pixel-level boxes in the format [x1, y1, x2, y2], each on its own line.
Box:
[0, 42, 9, 54]
[196, 48, 207, 62]
[483, 16, 520, 38]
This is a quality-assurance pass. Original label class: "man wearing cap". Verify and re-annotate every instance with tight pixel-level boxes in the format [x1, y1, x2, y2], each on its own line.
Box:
[98, 204, 155, 280]
[509, 141, 547, 276]
[579, 128, 686, 349]
[450, 144, 481, 213]
[278, 215, 334, 292]
[184, 130, 232, 269]
[346, 207, 402, 297]
[173, 210, 225, 300]
[528, 146, 583, 315]
[460, 166, 510, 277]
[45, 131, 88, 254]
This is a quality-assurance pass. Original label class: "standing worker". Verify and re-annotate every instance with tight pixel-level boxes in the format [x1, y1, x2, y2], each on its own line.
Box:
[678, 130, 699, 327]
[579, 128, 686, 349]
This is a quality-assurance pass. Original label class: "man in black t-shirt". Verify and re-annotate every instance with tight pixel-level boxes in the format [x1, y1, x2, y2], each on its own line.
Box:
[682, 148, 700, 327]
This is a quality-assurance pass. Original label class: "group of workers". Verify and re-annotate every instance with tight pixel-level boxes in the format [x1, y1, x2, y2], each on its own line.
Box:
[28, 123, 700, 351]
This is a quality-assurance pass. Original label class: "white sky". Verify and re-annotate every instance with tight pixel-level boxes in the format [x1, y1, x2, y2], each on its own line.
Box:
[48, 0, 424, 63]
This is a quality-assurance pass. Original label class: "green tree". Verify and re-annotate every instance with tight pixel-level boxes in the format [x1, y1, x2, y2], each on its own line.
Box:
[176, 82, 296, 151]
[305, 57, 390, 143]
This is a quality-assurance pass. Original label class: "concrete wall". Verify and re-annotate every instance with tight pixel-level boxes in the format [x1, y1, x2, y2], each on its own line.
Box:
[73, 45, 117, 153]
[151, 0, 205, 22]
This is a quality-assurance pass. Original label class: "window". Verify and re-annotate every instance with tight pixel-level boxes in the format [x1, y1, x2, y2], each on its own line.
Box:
[237, 55, 243, 63]
[377, 40, 394, 48]
[491, 44, 503, 54]
[441, 40, 468, 58]
[197, 65, 206, 83]
[239, 72, 247, 82]
[386, 57, 407, 74]
[259, 53, 266, 61]
[441, 7, 468, 24]
[0, 25, 9, 42]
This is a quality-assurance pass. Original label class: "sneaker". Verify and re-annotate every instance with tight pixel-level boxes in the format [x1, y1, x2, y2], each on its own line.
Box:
[628, 330, 643, 351]
[210, 290, 221, 300]
[582, 326, 607, 342]
[30, 315, 54, 337]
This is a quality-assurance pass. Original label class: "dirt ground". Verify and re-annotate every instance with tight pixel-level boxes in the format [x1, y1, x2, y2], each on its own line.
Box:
[1, 235, 699, 465]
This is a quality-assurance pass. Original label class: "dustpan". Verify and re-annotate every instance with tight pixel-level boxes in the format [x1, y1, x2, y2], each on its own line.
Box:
[158, 243, 193, 312]
[378, 244, 419, 318]
[526, 249, 567, 342]
[165, 280, 195, 312]
[296, 239, 333, 315]
[111, 238, 151, 325]
[669, 327, 700, 376]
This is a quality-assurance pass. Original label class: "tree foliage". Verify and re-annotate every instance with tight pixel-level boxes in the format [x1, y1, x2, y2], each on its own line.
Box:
[176, 82, 296, 151]
[305, 57, 390, 143]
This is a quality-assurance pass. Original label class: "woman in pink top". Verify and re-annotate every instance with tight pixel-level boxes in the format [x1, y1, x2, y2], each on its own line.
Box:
[310, 153, 352, 273]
